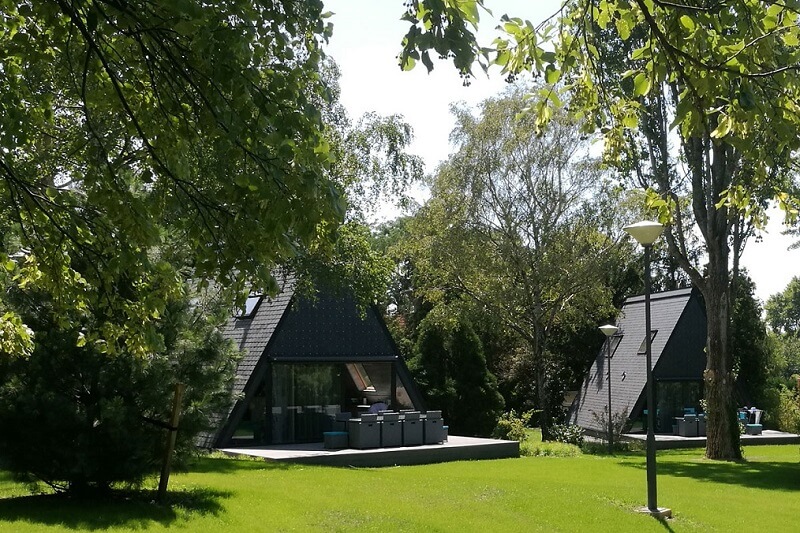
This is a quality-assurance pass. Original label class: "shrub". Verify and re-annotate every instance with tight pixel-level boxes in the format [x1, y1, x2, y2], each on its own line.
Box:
[516, 428, 581, 457]
[410, 308, 505, 436]
[773, 386, 800, 433]
[581, 439, 644, 455]
[522, 441, 582, 457]
[492, 410, 533, 442]
[550, 423, 584, 446]
[589, 406, 630, 444]
[0, 287, 238, 494]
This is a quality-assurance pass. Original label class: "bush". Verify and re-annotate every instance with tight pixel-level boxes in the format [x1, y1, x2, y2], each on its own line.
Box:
[0, 287, 238, 494]
[523, 441, 582, 457]
[550, 423, 584, 446]
[410, 308, 505, 436]
[492, 410, 532, 442]
[581, 438, 644, 455]
[516, 428, 581, 457]
[773, 386, 800, 433]
[589, 406, 630, 444]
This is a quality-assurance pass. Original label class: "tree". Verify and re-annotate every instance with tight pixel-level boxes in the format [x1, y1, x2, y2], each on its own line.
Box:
[766, 276, 800, 389]
[731, 273, 773, 408]
[399, 0, 800, 460]
[0, 3, 426, 494]
[291, 59, 425, 305]
[404, 87, 622, 438]
[0, 277, 238, 494]
[410, 305, 505, 436]
[766, 277, 800, 337]
[1, 1, 341, 357]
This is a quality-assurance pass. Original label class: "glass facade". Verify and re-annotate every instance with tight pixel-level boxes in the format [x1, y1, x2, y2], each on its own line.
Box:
[233, 361, 416, 444]
[271, 364, 341, 443]
[655, 380, 703, 432]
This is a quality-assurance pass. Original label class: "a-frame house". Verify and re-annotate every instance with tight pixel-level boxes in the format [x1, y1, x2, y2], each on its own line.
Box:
[568, 287, 707, 434]
[199, 275, 424, 448]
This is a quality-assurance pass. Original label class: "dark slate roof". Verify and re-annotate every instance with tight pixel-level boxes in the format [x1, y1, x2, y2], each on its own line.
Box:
[195, 274, 296, 448]
[568, 287, 697, 432]
[267, 290, 398, 360]
[224, 276, 296, 398]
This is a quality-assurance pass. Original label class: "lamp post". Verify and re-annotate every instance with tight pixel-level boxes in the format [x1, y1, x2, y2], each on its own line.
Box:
[623, 220, 671, 518]
[599, 324, 618, 454]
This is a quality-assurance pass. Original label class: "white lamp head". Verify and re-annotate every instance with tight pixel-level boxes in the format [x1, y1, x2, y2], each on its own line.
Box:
[599, 324, 619, 337]
[623, 220, 664, 246]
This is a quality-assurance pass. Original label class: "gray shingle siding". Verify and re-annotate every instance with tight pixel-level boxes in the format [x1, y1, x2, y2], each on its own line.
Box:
[195, 275, 296, 448]
[568, 287, 702, 433]
[225, 282, 295, 398]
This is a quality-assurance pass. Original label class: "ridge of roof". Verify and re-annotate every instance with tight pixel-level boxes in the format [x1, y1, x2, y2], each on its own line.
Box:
[624, 286, 694, 305]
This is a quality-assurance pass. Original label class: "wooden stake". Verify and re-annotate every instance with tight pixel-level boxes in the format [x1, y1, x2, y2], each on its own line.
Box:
[157, 382, 185, 502]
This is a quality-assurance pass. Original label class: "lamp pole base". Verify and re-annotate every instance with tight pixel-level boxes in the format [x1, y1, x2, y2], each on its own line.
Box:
[637, 506, 672, 519]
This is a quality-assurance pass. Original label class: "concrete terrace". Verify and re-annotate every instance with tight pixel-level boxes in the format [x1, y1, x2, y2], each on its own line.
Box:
[622, 429, 800, 450]
[219, 436, 519, 467]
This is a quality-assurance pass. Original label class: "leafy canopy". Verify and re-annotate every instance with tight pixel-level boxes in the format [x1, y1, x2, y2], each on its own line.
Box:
[401, 0, 800, 218]
[0, 1, 341, 357]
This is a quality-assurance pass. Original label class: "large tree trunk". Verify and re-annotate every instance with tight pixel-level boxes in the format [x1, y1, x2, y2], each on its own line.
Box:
[702, 195, 742, 460]
[703, 283, 741, 460]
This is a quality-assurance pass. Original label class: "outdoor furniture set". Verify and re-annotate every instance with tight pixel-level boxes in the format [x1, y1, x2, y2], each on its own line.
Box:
[673, 407, 765, 437]
[738, 407, 764, 435]
[323, 410, 447, 449]
[672, 413, 706, 437]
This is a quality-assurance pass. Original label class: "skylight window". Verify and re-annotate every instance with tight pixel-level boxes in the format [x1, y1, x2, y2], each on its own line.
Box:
[235, 295, 262, 318]
[637, 330, 658, 354]
[608, 334, 623, 358]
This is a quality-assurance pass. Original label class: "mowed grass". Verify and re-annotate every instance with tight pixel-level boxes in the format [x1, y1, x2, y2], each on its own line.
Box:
[1, 444, 799, 532]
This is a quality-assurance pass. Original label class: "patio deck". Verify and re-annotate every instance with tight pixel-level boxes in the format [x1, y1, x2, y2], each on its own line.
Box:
[622, 429, 800, 450]
[219, 435, 519, 467]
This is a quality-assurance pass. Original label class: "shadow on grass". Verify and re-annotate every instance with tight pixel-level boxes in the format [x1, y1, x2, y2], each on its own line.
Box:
[186, 454, 299, 474]
[0, 487, 230, 530]
[623, 459, 800, 492]
[655, 516, 675, 532]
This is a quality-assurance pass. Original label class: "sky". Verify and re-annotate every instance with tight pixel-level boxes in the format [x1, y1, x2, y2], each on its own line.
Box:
[321, 0, 799, 304]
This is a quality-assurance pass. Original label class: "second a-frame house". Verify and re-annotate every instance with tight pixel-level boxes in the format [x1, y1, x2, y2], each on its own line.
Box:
[568, 287, 707, 434]
[199, 274, 424, 448]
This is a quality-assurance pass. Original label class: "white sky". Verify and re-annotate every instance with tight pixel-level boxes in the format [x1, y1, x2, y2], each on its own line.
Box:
[322, 0, 800, 303]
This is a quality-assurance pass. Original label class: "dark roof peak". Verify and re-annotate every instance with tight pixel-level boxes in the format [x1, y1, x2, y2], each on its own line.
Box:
[625, 286, 694, 305]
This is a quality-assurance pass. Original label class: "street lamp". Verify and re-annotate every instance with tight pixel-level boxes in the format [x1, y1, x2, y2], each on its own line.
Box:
[623, 220, 671, 518]
[599, 324, 618, 454]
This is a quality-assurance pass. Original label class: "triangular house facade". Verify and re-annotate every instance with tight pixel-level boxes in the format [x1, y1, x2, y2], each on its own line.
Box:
[199, 276, 424, 448]
[568, 287, 707, 434]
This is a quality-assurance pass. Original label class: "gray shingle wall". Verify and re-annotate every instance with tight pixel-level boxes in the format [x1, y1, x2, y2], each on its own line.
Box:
[569, 288, 695, 432]
[225, 279, 296, 397]
[196, 276, 296, 448]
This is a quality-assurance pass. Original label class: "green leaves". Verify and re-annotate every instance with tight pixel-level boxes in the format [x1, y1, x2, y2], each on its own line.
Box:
[0, 311, 34, 358]
[545, 64, 561, 84]
[644, 189, 676, 225]
[398, 0, 487, 75]
[710, 114, 734, 139]
[632, 72, 651, 97]
[1, 0, 343, 357]
[679, 15, 696, 32]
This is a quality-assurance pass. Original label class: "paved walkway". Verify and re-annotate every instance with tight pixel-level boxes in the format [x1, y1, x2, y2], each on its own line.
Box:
[219, 436, 519, 467]
[622, 429, 800, 449]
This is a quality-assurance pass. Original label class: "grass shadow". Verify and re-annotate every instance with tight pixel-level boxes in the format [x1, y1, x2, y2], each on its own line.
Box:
[622, 458, 800, 492]
[0, 487, 230, 530]
[654, 515, 676, 532]
[185, 453, 300, 474]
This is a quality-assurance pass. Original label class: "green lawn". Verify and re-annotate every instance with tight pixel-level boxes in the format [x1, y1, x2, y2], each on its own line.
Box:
[1, 444, 799, 532]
